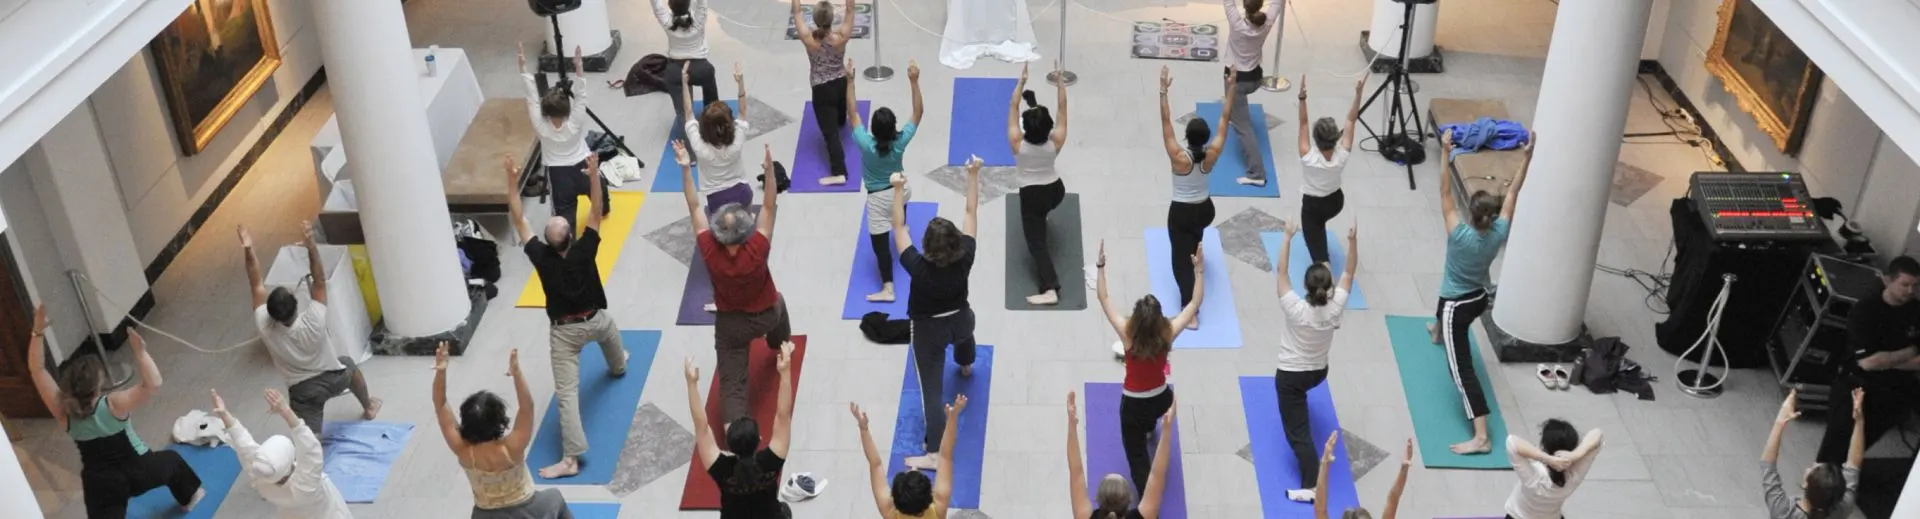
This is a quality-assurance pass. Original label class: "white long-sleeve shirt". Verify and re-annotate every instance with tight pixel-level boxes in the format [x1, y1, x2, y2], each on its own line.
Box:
[229, 422, 353, 519]
[523, 73, 591, 167]
[1223, 0, 1280, 72]
[654, 0, 710, 59]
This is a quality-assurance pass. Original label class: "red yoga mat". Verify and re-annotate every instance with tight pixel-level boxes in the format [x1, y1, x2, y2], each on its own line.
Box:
[677, 335, 810, 510]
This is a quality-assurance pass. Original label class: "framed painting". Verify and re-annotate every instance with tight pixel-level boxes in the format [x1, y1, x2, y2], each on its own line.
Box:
[149, 0, 281, 156]
[1705, 0, 1821, 156]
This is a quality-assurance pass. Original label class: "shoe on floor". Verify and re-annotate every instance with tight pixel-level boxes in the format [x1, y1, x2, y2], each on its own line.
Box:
[1286, 488, 1315, 503]
[1535, 364, 1556, 390]
[1553, 365, 1573, 390]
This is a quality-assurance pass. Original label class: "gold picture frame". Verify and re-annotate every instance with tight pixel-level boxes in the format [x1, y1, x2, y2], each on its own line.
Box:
[1704, 0, 1822, 156]
[148, 0, 281, 156]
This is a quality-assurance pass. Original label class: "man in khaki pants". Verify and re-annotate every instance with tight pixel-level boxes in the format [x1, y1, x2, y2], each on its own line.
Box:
[507, 154, 630, 480]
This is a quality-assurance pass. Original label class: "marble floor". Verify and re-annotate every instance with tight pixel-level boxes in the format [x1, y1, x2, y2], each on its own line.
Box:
[14, 0, 1901, 517]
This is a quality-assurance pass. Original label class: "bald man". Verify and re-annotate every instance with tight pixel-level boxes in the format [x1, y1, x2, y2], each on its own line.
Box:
[506, 153, 630, 480]
[675, 140, 791, 423]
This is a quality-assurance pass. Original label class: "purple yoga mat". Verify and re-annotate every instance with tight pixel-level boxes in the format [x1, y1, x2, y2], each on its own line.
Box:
[1084, 383, 1187, 519]
[789, 100, 869, 193]
[676, 250, 717, 325]
[840, 201, 937, 320]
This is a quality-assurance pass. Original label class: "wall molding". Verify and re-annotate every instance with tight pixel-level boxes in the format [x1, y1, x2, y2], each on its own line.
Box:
[1639, 59, 1746, 173]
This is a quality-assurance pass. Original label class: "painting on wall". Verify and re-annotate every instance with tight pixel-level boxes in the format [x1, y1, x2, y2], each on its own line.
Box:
[1706, 0, 1822, 156]
[149, 0, 281, 156]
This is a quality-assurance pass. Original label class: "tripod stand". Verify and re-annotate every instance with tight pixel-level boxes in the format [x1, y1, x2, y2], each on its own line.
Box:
[1355, 0, 1430, 190]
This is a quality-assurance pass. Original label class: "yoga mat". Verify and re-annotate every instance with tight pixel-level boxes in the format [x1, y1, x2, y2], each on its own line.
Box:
[948, 78, 1018, 167]
[515, 191, 648, 308]
[529, 330, 664, 484]
[1083, 383, 1187, 519]
[887, 346, 995, 510]
[127, 444, 240, 519]
[841, 201, 938, 320]
[568, 502, 623, 519]
[1004, 193, 1088, 311]
[1238, 376, 1359, 517]
[319, 420, 415, 503]
[676, 250, 717, 326]
[1262, 231, 1368, 310]
[1384, 315, 1510, 470]
[653, 100, 743, 193]
[789, 100, 869, 193]
[679, 336, 811, 510]
[1130, 21, 1223, 62]
[1195, 102, 1280, 198]
[1144, 227, 1242, 349]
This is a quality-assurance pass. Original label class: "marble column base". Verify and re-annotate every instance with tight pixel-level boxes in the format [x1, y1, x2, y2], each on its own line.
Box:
[539, 30, 624, 73]
[1482, 291, 1590, 363]
[370, 286, 488, 356]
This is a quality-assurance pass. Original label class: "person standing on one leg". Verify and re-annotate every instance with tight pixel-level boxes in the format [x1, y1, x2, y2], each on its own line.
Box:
[520, 44, 607, 231]
[1159, 66, 1234, 331]
[1816, 255, 1920, 464]
[894, 158, 983, 471]
[239, 222, 381, 436]
[1008, 61, 1070, 306]
[507, 154, 631, 479]
[677, 143, 793, 424]
[1096, 240, 1203, 496]
[1431, 130, 1533, 455]
[1296, 75, 1364, 265]
[656, 0, 720, 130]
[1222, 0, 1279, 187]
[794, 0, 854, 186]
[1273, 221, 1358, 503]
[847, 58, 924, 303]
[211, 389, 351, 519]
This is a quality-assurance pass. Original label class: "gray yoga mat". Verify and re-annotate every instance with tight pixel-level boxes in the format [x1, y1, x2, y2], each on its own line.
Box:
[1004, 193, 1088, 311]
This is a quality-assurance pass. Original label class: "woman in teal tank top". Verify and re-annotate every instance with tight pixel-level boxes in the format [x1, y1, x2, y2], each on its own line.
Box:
[845, 57, 924, 303]
[28, 304, 203, 518]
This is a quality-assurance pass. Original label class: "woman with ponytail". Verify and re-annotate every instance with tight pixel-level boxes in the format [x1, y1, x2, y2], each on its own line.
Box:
[847, 57, 924, 302]
[1762, 389, 1861, 519]
[1158, 65, 1234, 330]
[1272, 220, 1358, 503]
[1222, 0, 1280, 186]
[1504, 419, 1604, 519]
[793, 0, 856, 185]
[1295, 74, 1366, 266]
[1096, 239, 1201, 498]
[1007, 60, 1071, 305]
[1431, 129, 1533, 456]
[688, 342, 798, 519]
[655, 0, 719, 128]
[853, 395, 966, 518]
[1067, 391, 1177, 519]
[432, 345, 572, 518]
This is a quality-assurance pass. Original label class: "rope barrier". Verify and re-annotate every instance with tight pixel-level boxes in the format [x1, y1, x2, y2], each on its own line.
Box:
[73, 271, 265, 354]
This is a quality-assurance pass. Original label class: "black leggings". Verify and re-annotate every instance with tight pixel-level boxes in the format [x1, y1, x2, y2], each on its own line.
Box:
[913, 309, 977, 452]
[82, 451, 203, 519]
[1119, 388, 1174, 496]
[1437, 290, 1492, 420]
[1167, 199, 1216, 307]
[1300, 189, 1345, 265]
[665, 58, 721, 126]
[870, 233, 894, 284]
[811, 77, 850, 177]
[548, 161, 612, 233]
[1274, 368, 1328, 488]
[1019, 180, 1067, 292]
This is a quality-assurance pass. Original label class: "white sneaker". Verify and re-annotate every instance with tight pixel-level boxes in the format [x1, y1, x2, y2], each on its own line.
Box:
[1286, 488, 1315, 503]
[1236, 177, 1266, 186]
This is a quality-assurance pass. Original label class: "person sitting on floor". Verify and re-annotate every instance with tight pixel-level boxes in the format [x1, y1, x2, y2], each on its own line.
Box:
[211, 388, 351, 518]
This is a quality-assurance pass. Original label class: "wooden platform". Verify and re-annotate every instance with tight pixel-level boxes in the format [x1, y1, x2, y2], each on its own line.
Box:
[1428, 98, 1526, 216]
[443, 98, 539, 213]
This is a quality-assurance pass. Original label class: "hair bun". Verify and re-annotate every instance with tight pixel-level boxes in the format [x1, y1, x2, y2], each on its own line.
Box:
[1021, 89, 1039, 108]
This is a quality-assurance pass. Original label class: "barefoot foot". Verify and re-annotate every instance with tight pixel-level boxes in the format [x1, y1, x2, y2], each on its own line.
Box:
[820, 176, 847, 186]
[904, 454, 942, 471]
[959, 365, 973, 377]
[181, 488, 206, 511]
[1428, 323, 1442, 345]
[1026, 290, 1059, 306]
[362, 398, 383, 420]
[867, 286, 895, 302]
[539, 457, 582, 479]
[703, 303, 718, 313]
[1448, 438, 1491, 455]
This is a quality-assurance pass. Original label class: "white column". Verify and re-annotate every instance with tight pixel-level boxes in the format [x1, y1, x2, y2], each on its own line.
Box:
[312, 0, 469, 336]
[1367, 0, 1439, 59]
[1491, 0, 1653, 345]
[31, 103, 148, 334]
[547, 0, 613, 56]
[1, 424, 44, 519]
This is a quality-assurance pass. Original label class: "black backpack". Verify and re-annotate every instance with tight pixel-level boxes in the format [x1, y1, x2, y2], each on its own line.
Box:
[1572, 337, 1657, 400]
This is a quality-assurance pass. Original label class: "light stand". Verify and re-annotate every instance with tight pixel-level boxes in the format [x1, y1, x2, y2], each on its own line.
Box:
[1675, 274, 1734, 399]
[864, 0, 894, 81]
[1258, 3, 1289, 92]
[1355, 0, 1429, 190]
[1047, 0, 1076, 86]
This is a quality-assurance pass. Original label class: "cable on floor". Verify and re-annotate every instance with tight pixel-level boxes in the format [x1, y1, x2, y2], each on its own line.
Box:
[73, 271, 268, 354]
[1594, 241, 1674, 315]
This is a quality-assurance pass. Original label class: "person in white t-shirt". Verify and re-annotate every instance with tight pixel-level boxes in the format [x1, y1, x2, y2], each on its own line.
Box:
[680, 62, 755, 214]
[1504, 419, 1604, 519]
[1272, 220, 1358, 503]
[211, 389, 352, 519]
[240, 223, 380, 436]
[1295, 75, 1364, 266]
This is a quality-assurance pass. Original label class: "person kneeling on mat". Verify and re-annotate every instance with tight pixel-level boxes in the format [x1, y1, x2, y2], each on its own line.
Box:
[847, 57, 924, 303]
[1157, 65, 1233, 331]
[1295, 74, 1364, 267]
[853, 396, 966, 518]
[212, 389, 351, 518]
[793, 0, 855, 185]
[1430, 130, 1533, 455]
[507, 153, 631, 480]
[1007, 61, 1070, 306]
[1311, 433, 1412, 519]
[1504, 419, 1604, 519]
[432, 345, 574, 518]
[239, 222, 383, 436]
[1275, 221, 1359, 503]
[1067, 392, 1177, 519]
[519, 44, 610, 232]
[1764, 389, 1862, 519]
[892, 160, 983, 471]
[685, 343, 796, 519]
[680, 143, 794, 425]
[1096, 240, 1201, 497]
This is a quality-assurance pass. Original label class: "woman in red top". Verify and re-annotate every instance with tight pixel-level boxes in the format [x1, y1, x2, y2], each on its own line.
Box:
[1094, 240, 1203, 496]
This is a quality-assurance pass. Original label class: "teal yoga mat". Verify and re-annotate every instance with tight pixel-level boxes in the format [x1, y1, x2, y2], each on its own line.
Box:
[1384, 315, 1510, 470]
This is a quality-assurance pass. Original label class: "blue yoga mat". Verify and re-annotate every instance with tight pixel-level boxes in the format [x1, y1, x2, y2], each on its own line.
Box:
[1384, 315, 1510, 470]
[948, 78, 1018, 166]
[842, 201, 938, 319]
[1195, 102, 1280, 198]
[1238, 376, 1359, 517]
[530, 330, 664, 484]
[568, 502, 622, 519]
[1083, 383, 1187, 519]
[127, 444, 240, 519]
[887, 345, 993, 509]
[1262, 231, 1368, 309]
[654, 100, 743, 193]
[319, 420, 414, 503]
[1144, 227, 1242, 349]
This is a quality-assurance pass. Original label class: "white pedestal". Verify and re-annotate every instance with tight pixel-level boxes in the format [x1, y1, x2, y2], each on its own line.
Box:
[264, 245, 373, 363]
[310, 48, 482, 201]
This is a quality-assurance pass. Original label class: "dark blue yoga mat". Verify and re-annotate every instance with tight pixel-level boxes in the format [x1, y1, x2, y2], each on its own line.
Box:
[1238, 376, 1359, 517]
[654, 100, 742, 193]
[842, 201, 937, 319]
[319, 420, 414, 503]
[529, 330, 663, 484]
[948, 78, 1018, 166]
[1195, 102, 1280, 197]
[1083, 383, 1187, 519]
[127, 444, 239, 519]
[887, 345, 993, 509]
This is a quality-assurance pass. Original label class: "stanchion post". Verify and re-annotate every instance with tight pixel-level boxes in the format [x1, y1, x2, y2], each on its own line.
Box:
[1260, 2, 1290, 92]
[1047, 0, 1077, 86]
[864, 0, 895, 81]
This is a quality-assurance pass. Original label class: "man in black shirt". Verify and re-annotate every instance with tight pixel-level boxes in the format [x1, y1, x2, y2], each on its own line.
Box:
[889, 158, 982, 472]
[506, 154, 630, 479]
[1818, 256, 1920, 463]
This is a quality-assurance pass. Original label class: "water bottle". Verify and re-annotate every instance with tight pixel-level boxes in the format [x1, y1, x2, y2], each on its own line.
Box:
[425, 45, 439, 77]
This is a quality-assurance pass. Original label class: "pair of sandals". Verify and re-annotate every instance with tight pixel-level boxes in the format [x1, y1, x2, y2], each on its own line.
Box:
[1535, 364, 1573, 390]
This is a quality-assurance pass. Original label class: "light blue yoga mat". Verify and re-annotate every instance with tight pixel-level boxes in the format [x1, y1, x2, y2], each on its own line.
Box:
[1144, 227, 1242, 349]
[320, 420, 414, 503]
[887, 345, 993, 509]
[1195, 102, 1280, 198]
[530, 330, 664, 484]
[1384, 315, 1510, 470]
[842, 201, 938, 320]
[568, 502, 622, 518]
[127, 444, 239, 519]
[654, 100, 743, 193]
[1262, 231, 1368, 309]
[1239, 376, 1358, 517]
[949, 78, 1018, 166]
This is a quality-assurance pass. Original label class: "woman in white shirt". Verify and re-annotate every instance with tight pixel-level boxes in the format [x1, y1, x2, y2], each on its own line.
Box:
[1007, 61, 1069, 305]
[1222, 0, 1280, 186]
[1295, 75, 1364, 266]
[681, 63, 755, 213]
[1272, 220, 1356, 503]
[519, 46, 606, 232]
[212, 389, 351, 519]
[656, 0, 719, 128]
[1505, 419, 1604, 519]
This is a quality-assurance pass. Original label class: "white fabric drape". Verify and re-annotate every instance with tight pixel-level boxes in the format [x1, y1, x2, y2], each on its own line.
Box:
[941, 0, 1040, 69]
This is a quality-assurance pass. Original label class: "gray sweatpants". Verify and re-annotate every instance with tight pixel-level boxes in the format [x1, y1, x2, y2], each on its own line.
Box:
[1228, 74, 1264, 180]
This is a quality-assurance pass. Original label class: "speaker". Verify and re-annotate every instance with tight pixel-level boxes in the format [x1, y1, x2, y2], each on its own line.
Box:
[528, 0, 581, 16]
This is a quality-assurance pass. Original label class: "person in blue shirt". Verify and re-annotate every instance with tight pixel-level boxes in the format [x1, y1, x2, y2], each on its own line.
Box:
[846, 58, 924, 303]
[1431, 130, 1533, 456]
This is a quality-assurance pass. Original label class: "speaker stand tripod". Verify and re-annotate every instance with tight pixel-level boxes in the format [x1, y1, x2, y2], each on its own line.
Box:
[1355, 0, 1429, 190]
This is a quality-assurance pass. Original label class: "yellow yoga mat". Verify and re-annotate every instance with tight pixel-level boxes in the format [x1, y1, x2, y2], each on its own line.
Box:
[515, 191, 646, 307]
